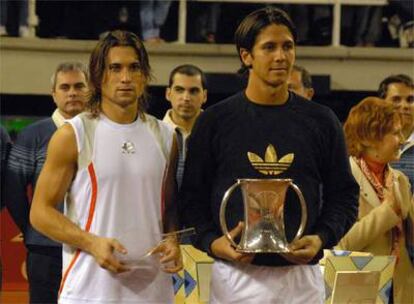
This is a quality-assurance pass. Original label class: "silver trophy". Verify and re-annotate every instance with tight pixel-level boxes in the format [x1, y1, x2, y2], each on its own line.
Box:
[219, 179, 307, 253]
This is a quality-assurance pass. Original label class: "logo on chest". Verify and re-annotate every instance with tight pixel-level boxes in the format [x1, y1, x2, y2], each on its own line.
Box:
[121, 141, 136, 154]
[247, 144, 294, 176]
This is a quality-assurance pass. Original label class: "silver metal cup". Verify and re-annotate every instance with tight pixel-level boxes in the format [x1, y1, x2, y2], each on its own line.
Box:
[219, 179, 307, 253]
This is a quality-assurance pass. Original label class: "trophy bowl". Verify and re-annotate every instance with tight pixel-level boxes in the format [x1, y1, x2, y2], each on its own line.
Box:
[219, 179, 307, 253]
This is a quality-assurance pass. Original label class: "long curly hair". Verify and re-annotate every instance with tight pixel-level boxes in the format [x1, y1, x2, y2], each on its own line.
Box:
[344, 97, 400, 157]
[87, 30, 152, 117]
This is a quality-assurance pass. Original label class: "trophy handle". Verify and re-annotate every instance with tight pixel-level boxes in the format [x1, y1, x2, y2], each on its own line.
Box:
[288, 182, 308, 243]
[219, 181, 241, 249]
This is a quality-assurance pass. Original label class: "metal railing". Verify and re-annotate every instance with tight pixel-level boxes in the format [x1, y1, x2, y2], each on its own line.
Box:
[178, 0, 387, 46]
[27, 0, 387, 47]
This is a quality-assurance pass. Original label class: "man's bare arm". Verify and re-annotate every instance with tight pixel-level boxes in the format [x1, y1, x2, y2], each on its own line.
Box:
[30, 124, 128, 273]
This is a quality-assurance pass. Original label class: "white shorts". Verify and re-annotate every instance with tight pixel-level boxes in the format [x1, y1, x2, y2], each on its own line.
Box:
[210, 260, 324, 304]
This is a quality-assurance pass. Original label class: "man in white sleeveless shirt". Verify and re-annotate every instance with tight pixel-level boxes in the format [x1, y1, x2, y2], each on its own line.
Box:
[30, 30, 182, 304]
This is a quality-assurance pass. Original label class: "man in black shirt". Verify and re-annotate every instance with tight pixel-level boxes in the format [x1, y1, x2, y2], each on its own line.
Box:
[180, 7, 359, 303]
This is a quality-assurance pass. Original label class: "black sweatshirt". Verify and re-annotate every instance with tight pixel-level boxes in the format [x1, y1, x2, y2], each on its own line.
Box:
[180, 91, 359, 266]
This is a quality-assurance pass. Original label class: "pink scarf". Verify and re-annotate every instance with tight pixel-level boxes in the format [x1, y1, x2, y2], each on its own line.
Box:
[356, 156, 403, 262]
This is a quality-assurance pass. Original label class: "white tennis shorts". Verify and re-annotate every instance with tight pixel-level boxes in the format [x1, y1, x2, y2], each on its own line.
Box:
[210, 260, 324, 304]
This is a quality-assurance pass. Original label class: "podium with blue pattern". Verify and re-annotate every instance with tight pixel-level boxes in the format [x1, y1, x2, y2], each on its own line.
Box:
[173, 245, 213, 304]
[323, 250, 396, 304]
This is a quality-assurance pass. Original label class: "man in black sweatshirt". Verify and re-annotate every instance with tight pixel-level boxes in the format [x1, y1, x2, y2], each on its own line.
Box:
[180, 7, 359, 304]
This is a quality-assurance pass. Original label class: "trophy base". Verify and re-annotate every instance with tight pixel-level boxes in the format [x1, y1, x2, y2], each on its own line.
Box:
[235, 244, 291, 254]
[237, 224, 290, 253]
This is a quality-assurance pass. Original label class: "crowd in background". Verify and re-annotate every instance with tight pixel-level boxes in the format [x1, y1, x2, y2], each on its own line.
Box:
[0, 0, 413, 47]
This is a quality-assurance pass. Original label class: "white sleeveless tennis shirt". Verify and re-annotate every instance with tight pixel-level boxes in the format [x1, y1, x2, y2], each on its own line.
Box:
[59, 113, 174, 304]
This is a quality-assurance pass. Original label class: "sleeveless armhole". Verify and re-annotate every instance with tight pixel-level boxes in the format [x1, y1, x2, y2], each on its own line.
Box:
[64, 113, 98, 229]
[67, 113, 98, 171]
[66, 118, 83, 153]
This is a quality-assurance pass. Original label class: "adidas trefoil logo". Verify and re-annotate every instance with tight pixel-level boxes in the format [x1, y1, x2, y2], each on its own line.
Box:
[247, 144, 294, 175]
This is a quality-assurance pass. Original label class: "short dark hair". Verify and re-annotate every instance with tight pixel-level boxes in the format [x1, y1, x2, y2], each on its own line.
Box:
[51, 62, 89, 91]
[168, 64, 207, 89]
[292, 65, 312, 89]
[88, 30, 152, 117]
[378, 74, 413, 98]
[234, 7, 297, 74]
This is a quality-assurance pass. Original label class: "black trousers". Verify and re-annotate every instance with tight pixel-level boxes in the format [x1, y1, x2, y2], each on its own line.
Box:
[26, 247, 62, 304]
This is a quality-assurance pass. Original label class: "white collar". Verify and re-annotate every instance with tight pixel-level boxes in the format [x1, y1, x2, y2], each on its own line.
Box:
[401, 131, 414, 153]
[162, 109, 190, 137]
[51, 109, 67, 128]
